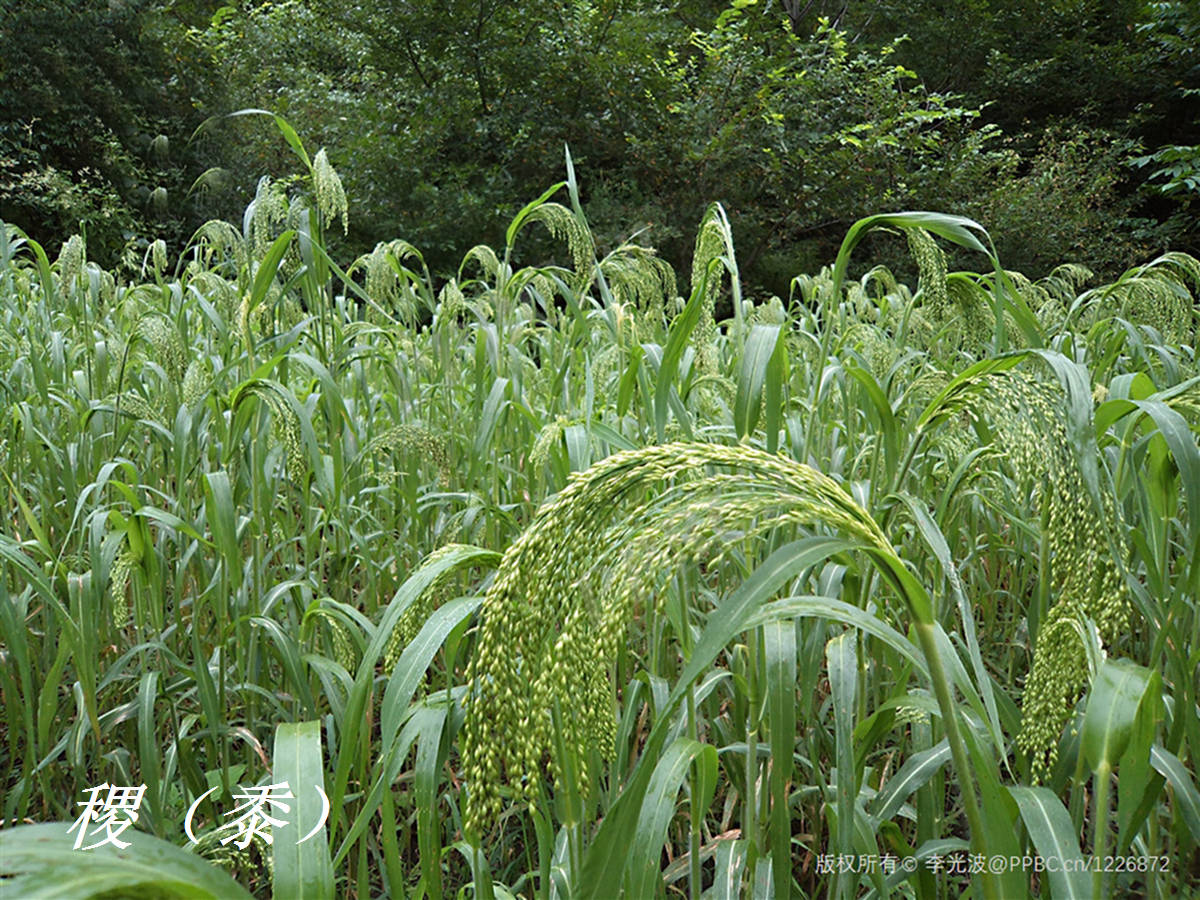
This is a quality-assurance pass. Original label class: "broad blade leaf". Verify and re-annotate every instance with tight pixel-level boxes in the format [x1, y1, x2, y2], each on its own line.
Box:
[0, 823, 254, 898]
[1009, 786, 1090, 900]
[272, 722, 333, 900]
[1081, 659, 1157, 774]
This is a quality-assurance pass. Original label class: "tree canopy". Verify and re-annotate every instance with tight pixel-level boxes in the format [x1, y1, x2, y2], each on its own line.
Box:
[3, 0, 1197, 281]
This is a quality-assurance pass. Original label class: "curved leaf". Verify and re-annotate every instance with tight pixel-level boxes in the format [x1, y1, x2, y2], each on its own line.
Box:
[627, 738, 719, 898]
[1008, 786, 1090, 900]
[0, 823, 253, 899]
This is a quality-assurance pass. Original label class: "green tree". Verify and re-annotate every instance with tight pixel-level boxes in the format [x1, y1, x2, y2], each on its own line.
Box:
[199, 0, 1013, 290]
[199, 0, 713, 271]
[0, 0, 220, 265]
[831, 0, 1199, 264]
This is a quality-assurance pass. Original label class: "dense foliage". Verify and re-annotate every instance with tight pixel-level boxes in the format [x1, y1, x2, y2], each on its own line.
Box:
[0, 134, 1198, 897]
[4, 1, 1197, 286]
[0, 0, 218, 266]
[2, 0, 1199, 895]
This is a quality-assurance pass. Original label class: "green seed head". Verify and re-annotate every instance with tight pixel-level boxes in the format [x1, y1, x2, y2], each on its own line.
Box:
[313, 149, 349, 235]
[460, 441, 892, 836]
[988, 372, 1133, 779]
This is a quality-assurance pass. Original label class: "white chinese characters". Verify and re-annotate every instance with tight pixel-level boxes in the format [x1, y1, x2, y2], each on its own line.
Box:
[183, 781, 329, 848]
[68, 783, 147, 850]
[68, 781, 329, 850]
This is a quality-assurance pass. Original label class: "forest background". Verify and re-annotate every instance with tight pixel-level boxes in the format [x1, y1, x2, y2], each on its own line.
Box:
[4, 3, 1200, 898]
[2, 0, 1198, 297]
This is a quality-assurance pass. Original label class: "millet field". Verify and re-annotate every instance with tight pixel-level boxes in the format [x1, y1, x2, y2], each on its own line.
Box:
[0, 129, 1199, 899]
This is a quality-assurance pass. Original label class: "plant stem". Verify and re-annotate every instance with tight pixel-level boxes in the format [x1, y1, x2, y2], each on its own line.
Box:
[745, 626, 760, 882]
[1092, 763, 1113, 900]
[688, 684, 701, 900]
[913, 621, 999, 900]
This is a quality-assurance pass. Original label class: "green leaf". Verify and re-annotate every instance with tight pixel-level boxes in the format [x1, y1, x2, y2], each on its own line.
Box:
[505, 181, 568, 249]
[202, 471, 241, 593]
[1008, 786, 1090, 900]
[0, 823, 254, 898]
[135, 673, 163, 833]
[251, 611, 319, 718]
[245, 230, 297, 344]
[827, 631, 858, 900]
[711, 839, 749, 900]
[1116, 663, 1163, 851]
[655, 277, 707, 441]
[734, 324, 783, 440]
[217, 110, 312, 170]
[1150, 744, 1200, 844]
[844, 362, 897, 471]
[579, 538, 856, 899]
[831, 212, 991, 304]
[894, 493, 1005, 752]
[915, 352, 1029, 430]
[131, 506, 208, 545]
[1081, 659, 1158, 775]
[627, 738, 719, 898]
[414, 705, 450, 900]
[328, 545, 500, 833]
[1127, 399, 1200, 537]
[764, 618, 796, 899]
[380, 596, 482, 749]
[616, 343, 643, 418]
[272, 722, 334, 900]
[869, 740, 950, 823]
[475, 377, 511, 457]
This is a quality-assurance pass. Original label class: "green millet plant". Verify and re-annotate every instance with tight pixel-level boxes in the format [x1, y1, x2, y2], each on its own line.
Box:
[312, 148, 348, 235]
[233, 381, 307, 484]
[382, 560, 464, 669]
[353, 239, 426, 325]
[690, 205, 732, 376]
[988, 372, 1132, 778]
[906, 225, 949, 320]
[107, 545, 137, 628]
[460, 440, 892, 836]
[361, 424, 451, 487]
[135, 313, 186, 385]
[55, 233, 85, 291]
[1077, 251, 1200, 345]
[520, 201, 595, 293]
